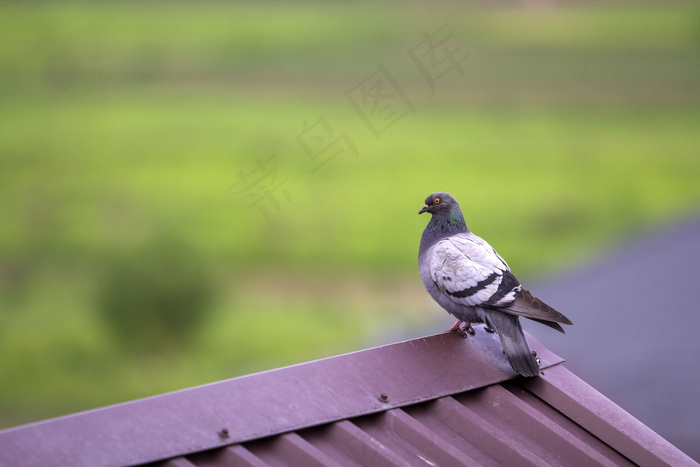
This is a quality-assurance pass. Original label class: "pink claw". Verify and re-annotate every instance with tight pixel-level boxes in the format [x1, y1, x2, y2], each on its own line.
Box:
[444, 320, 474, 338]
[443, 320, 463, 333]
[459, 322, 476, 336]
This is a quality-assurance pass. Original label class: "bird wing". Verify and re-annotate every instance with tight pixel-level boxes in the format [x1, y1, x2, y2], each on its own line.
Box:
[429, 233, 520, 308]
[430, 233, 573, 329]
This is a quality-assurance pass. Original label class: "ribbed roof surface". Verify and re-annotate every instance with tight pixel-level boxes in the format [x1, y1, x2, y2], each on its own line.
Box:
[0, 330, 695, 467]
[178, 378, 629, 467]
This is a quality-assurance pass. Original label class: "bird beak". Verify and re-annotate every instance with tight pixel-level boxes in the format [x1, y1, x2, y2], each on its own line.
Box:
[418, 205, 428, 214]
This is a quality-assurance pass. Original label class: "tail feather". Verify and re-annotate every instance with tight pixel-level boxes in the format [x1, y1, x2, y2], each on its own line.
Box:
[501, 288, 573, 327]
[486, 311, 539, 377]
[530, 318, 565, 334]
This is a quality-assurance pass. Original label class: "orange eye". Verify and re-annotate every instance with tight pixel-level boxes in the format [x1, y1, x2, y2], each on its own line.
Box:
[434, 198, 440, 204]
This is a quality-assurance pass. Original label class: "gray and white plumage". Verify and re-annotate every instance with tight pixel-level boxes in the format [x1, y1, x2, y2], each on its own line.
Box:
[418, 192, 572, 377]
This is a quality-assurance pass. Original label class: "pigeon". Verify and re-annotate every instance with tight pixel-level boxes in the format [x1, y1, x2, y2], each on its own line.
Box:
[418, 192, 572, 377]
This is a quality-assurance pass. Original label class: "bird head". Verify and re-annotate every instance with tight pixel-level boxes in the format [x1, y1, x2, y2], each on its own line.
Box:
[418, 192, 459, 215]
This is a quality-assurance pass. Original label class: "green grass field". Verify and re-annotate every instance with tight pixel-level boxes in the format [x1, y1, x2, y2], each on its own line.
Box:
[1, 1, 699, 428]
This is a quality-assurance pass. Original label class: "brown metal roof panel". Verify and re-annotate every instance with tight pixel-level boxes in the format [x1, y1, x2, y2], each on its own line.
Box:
[492, 384, 626, 467]
[523, 365, 698, 466]
[258, 432, 341, 467]
[331, 412, 436, 466]
[153, 356, 696, 467]
[149, 367, 695, 467]
[186, 444, 267, 467]
[303, 419, 410, 467]
[454, 385, 629, 467]
[155, 458, 197, 467]
[222, 381, 636, 467]
[381, 408, 469, 466]
[2, 332, 695, 467]
[399, 399, 500, 466]
[0, 332, 563, 467]
[429, 395, 547, 466]
[341, 407, 472, 466]
[503, 381, 633, 465]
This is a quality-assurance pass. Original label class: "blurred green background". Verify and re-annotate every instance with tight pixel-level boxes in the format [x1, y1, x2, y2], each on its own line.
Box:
[1, 0, 699, 430]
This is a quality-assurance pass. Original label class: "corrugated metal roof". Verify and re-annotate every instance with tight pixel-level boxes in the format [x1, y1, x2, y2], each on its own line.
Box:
[0, 330, 696, 467]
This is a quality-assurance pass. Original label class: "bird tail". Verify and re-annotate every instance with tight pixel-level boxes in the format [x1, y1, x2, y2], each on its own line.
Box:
[485, 311, 539, 377]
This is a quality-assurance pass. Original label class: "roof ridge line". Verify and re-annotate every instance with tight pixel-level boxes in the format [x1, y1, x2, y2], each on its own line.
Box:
[0, 331, 564, 467]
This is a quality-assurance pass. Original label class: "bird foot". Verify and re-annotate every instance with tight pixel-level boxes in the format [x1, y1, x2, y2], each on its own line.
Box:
[484, 326, 495, 333]
[443, 320, 462, 333]
[462, 322, 476, 336]
[443, 320, 474, 337]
